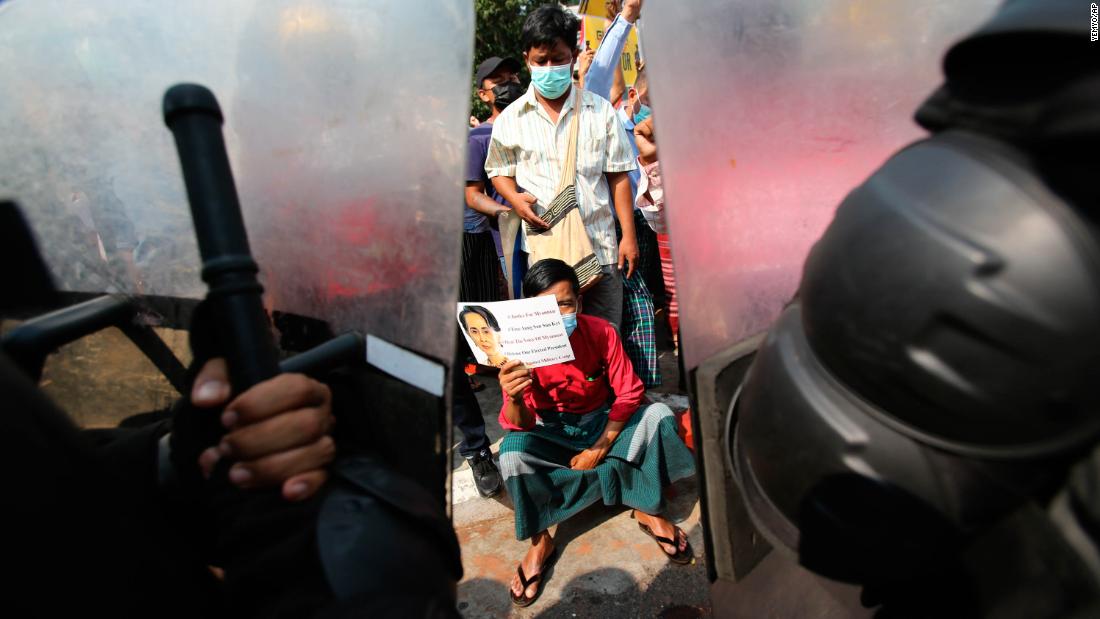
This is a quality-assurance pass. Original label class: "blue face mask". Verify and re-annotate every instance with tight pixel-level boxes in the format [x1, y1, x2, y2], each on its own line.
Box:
[529, 62, 573, 99]
[562, 312, 578, 336]
[633, 103, 652, 125]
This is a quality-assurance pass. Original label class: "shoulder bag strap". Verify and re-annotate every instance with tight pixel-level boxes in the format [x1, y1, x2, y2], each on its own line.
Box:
[555, 85, 583, 194]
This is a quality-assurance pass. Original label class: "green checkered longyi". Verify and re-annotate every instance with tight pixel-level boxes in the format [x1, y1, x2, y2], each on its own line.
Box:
[498, 402, 695, 540]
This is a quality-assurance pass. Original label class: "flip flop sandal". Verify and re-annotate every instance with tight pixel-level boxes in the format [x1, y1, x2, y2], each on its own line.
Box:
[632, 511, 694, 565]
[510, 548, 558, 608]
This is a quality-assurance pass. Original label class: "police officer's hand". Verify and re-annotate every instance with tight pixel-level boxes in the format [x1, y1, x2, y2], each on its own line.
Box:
[190, 359, 335, 501]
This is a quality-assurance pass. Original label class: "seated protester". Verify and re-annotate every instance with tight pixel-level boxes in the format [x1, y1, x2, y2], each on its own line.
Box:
[496, 259, 696, 607]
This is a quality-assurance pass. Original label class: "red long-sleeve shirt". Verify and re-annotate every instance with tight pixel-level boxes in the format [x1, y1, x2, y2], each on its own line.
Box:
[498, 314, 644, 431]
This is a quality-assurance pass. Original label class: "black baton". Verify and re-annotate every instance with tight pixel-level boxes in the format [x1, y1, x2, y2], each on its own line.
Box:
[164, 83, 279, 391]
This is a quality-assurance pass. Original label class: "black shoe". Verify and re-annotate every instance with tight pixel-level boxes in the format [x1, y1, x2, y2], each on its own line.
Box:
[467, 449, 503, 498]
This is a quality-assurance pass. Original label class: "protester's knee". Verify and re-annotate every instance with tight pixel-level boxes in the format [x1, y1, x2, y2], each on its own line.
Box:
[498, 433, 531, 478]
[640, 402, 673, 422]
[500, 431, 528, 454]
[497, 450, 527, 481]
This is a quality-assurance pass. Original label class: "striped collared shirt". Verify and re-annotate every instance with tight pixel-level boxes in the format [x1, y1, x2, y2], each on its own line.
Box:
[484, 83, 637, 266]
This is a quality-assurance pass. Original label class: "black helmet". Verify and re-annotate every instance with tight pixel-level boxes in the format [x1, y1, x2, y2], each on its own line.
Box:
[800, 131, 1100, 458]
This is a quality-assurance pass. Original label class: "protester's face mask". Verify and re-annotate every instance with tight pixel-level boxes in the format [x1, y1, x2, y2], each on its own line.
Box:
[491, 80, 524, 111]
[633, 103, 652, 125]
[562, 312, 578, 336]
[529, 62, 573, 99]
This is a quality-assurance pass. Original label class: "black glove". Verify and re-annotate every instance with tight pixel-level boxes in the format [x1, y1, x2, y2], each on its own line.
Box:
[167, 299, 232, 492]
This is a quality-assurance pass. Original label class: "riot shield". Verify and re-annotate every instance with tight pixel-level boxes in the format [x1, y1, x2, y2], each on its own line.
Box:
[641, 0, 999, 613]
[644, 0, 1001, 370]
[0, 0, 474, 496]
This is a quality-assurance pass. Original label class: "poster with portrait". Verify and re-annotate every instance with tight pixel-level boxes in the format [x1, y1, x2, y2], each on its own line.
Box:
[456, 296, 575, 369]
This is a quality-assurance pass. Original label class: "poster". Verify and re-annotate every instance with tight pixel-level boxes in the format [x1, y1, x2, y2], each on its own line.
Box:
[456, 296, 575, 369]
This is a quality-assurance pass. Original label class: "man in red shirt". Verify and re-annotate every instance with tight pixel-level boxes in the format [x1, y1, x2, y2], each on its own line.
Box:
[496, 259, 696, 607]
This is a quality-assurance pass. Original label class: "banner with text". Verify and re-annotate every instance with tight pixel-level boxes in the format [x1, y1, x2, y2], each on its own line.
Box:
[457, 296, 574, 369]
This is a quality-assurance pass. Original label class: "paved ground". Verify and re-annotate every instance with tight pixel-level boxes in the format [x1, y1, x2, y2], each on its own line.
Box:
[452, 348, 711, 618]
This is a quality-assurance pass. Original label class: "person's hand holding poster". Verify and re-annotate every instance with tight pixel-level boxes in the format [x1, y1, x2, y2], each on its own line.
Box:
[457, 296, 575, 369]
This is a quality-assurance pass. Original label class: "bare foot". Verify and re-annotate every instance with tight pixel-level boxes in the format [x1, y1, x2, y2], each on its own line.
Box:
[635, 511, 688, 556]
[510, 531, 556, 600]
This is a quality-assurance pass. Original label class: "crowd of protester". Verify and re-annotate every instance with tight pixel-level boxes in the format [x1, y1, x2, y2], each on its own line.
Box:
[456, 0, 679, 492]
[455, 0, 693, 607]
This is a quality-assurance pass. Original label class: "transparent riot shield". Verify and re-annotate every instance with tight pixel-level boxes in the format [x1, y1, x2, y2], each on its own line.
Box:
[641, 0, 999, 613]
[0, 0, 473, 494]
[644, 0, 1000, 371]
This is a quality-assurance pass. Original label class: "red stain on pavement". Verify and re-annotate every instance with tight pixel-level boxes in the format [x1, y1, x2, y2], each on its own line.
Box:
[462, 518, 508, 543]
[632, 541, 664, 562]
[467, 550, 515, 584]
[456, 529, 471, 546]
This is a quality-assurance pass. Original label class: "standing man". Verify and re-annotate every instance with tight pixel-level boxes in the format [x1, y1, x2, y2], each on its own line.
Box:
[581, 0, 662, 387]
[485, 4, 638, 328]
[582, 0, 662, 303]
[467, 56, 526, 299]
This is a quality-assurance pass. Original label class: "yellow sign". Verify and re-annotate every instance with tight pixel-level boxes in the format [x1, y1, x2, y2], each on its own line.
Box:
[578, 13, 642, 88]
[577, 0, 612, 20]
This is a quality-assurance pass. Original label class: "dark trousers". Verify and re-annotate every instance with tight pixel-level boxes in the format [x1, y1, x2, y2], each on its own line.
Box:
[452, 335, 489, 459]
[460, 231, 503, 303]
